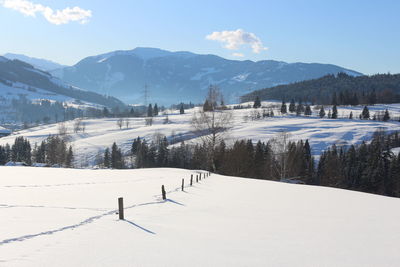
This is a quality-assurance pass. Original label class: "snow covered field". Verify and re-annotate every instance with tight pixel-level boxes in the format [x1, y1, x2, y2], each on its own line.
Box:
[1, 103, 400, 166]
[0, 167, 399, 267]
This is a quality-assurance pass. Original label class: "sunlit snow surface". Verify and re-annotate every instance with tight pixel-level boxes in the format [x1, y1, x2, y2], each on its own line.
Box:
[0, 167, 399, 266]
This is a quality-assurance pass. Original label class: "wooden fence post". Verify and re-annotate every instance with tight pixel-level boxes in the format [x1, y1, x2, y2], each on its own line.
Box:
[196, 175, 198, 183]
[190, 175, 193, 186]
[181, 179, 184, 191]
[162, 185, 166, 200]
[118, 197, 124, 220]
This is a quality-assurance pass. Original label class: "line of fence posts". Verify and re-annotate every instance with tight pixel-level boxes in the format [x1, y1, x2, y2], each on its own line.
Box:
[118, 172, 212, 219]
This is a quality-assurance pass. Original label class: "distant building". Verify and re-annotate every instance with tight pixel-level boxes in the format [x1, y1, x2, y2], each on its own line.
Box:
[0, 126, 11, 137]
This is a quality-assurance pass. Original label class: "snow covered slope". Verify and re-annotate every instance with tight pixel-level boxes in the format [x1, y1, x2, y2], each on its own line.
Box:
[1, 103, 399, 166]
[3, 53, 66, 72]
[0, 56, 125, 109]
[0, 167, 399, 266]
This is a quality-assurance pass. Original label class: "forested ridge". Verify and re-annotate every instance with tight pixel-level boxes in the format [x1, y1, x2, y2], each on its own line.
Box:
[241, 73, 400, 105]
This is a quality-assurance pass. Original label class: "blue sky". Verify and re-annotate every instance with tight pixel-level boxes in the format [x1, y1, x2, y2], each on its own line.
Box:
[0, 0, 399, 74]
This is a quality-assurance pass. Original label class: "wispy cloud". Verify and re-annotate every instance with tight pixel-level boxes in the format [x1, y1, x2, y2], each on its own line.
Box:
[232, 52, 244, 57]
[206, 29, 267, 54]
[0, 0, 92, 25]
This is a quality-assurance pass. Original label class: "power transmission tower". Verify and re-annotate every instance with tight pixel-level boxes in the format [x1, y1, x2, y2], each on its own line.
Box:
[142, 83, 150, 106]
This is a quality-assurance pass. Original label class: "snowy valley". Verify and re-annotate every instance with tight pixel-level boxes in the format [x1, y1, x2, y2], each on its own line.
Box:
[1, 102, 399, 167]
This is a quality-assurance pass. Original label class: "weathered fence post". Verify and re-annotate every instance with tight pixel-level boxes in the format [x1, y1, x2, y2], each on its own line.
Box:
[162, 185, 166, 200]
[181, 179, 184, 191]
[190, 175, 193, 186]
[118, 197, 124, 220]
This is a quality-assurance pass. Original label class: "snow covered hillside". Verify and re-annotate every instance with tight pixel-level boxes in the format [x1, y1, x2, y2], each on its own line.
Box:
[0, 56, 125, 114]
[0, 167, 399, 267]
[0, 81, 102, 110]
[1, 103, 400, 166]
[3, 53, 66, 72]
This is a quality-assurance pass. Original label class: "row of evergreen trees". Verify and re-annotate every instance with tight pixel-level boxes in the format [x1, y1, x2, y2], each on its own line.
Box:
[104, 130, 400, 198]
[276, 100, 392, 121]
[317, 131, 400, 197]
[0, 135, 73, 167]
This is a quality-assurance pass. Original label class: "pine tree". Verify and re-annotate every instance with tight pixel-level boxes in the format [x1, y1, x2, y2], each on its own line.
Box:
[180, 103, 185, 114]
[157, 136, 169, 167]
[104, 147, 110, 168]
[35, 141, 46, 163]
[131, 137, 141, 155]
[383, 109, 390, 122]
[303, 140, 314, 184]
[203, 100, 212, 111]
[296, 103, 303, 116]
[362, 106, 370, 119]
[147, 104, 153, 117]
[280, 101, 287, 114]
[11, 137, 31, 165]
[65, 146, 73, 168]
[254, 141, 265, 179]
[153, 104, 159, 116]
[304, 105, 312, 116]
[331, 105, 338, 119]
[135, 139, 149, 168]
[289, 99, 296, 113]
[349, 111, 353, 119]
[111, 142, 124, 169]
[319, 106, 326, 118]
[253, 96, 261, 108]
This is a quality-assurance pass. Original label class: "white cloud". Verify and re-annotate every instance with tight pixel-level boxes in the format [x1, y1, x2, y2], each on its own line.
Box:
[206, 29, 268, 54]
[0, 0, 92, 25]
[232, 52, 244, 57]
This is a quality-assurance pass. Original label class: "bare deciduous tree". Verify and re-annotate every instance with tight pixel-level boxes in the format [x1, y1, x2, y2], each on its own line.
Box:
[117, 118, 123, 129]
[73, 118, 84, 133]
[58, 122, 68, 136]
[191, 85, 233, 171]
[145, 117, 153, 126]
[269, 131, 291, 180]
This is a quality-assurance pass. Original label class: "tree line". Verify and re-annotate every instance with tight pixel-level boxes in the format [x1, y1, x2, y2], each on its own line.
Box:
[100, 129, 400, 198]
[241, 72, 400, 105]
[0, 135, 73, 167]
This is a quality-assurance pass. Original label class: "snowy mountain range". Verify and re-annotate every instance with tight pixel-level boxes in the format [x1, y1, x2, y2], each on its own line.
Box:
[51, 47, 362, 104]
[0, 56, 124, 108]
[3, 53, 66, 71]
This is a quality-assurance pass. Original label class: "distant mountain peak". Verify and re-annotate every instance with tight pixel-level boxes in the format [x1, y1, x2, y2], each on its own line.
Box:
[92, 47, 196, 63]
[53, 47, 363, 105]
